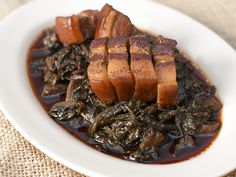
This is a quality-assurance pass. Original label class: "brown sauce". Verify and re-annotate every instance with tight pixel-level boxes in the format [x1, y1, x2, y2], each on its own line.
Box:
[27, 30, 222, 164]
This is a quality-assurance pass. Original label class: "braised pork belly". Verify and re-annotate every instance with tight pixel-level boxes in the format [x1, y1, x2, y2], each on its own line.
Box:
[55, 10, 98, 44]
[95, 4, 134, 39]
[152, 37, 179, 108]
[87, 35, 178, 106]
[107, 37, 134, 100]
[87, 38, 117, 104]
[129, 36, 158, 102]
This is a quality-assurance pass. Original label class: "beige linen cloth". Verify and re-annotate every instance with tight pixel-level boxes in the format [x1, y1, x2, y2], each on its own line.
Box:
[0, 0, 235, 176]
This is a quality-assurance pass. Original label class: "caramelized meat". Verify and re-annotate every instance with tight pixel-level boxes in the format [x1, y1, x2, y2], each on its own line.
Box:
[78, 10, 99, 40]
[112, 13, 133, 37]
[107, 36, 128, 53]
[152, 37, 178, 108]
[107, 37, 134, 100]
[79, 10, 99, 27]
[55, 12, 98, 44]
[155, 57, 176, 83]
[95, 4, 133, 39]
[155, 36, 177, 46]
[88, 35, 178, 105]
[89, 37, 108, 56]
[95, 4, 115, 39]
[55, 4, 133, 43]
[55, 15, 82, 44]
[97, 10, 119, 38]
[157, 83, 178, 108]
[87, 38, 117, 104]
[130, 36, 157, 101]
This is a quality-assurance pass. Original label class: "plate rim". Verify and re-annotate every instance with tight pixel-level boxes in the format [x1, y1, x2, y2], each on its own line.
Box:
[0, 0, 236, 177]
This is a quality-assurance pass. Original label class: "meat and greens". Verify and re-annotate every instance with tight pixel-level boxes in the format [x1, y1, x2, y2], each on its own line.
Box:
[27, 4, 222, 164]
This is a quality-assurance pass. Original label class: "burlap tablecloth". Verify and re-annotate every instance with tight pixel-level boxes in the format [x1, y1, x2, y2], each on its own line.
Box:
[0, 0, 235, 176]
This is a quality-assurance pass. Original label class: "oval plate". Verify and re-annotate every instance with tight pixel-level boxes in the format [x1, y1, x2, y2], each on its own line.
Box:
[0, 0, 236, 177]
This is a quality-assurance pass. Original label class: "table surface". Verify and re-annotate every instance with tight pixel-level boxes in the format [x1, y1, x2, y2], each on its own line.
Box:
[0, 0, 235, 176]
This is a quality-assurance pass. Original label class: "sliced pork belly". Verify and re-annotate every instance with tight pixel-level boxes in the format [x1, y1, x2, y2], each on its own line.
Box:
[87, 38, 117, 104]
[130, 36, 157, 102]
[155, 55, 176, 83]
[89, 37, 108, 57]
[112, 13, 133, 37]
[107, 37, 134, 100]
[95, 4, 117, 38]
[155, 36, 177, 47]
[108, 36, 128, 53]
[130, 36, 150, 54]
[157, 83, 179, 109]
[152, 37, 178, 108]
[78, 10, 99, 39]
[95, 4, 133, 39]
[79, 10, 99, 26]
[55, 11, 98, 45]
[55, 15, 82, 44]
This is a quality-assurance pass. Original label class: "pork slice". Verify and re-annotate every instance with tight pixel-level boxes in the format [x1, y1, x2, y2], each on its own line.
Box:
[108, 53, 134, 101]
[152, 39, 178, 108]
[155, 36, 177, 47]
[155, 56, 176, 84]
[107, 37, 134, 100]
[87, 38, 117, 104]
[77, 16, 96, 41]
[108, 36, 128, 53]
[55, 10, 99, 45]
[157, 82, 178, 108]
[130, 36, 150, 54]
[55, 15, 82, 44]
[100, 4, 114, 17]
[130, 36, 157, 102]
[89, 37, 108, 57]
[79, 10, 99, 39]
[87, 55, 117, 104]
[96, 10, 119, 39]
[112, 13, 133, 38]
[130, 53, 157, 102]
[95, 4, 118, 38]
[79, 10, 99, 26]
[95, 4, 134, 39]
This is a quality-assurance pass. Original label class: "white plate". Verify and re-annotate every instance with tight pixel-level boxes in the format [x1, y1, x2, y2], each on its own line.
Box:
[0, 0, 236, 177]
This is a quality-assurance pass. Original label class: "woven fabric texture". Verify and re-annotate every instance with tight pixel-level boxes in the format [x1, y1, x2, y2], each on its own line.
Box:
[0, 0, 235, 176]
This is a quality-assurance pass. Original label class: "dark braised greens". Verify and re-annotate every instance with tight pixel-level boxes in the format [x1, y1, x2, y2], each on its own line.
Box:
[28, 28, 222, 164]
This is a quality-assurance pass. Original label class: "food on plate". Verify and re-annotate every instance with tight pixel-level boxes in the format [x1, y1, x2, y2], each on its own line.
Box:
[129, 36, 158, 101]
[55, 10, 99, 44]
[107, 37, 134, 101]
[27, 3, 222, 164]
[87, 37, 117, 104]
[95, 4, 134, 39]
[152, 36, 178, 108]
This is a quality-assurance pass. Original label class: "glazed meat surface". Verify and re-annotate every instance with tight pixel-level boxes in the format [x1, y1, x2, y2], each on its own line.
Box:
[87, 38, 117, 104]
[152, 37, 179, 108]
[107, 37, 134, 100]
